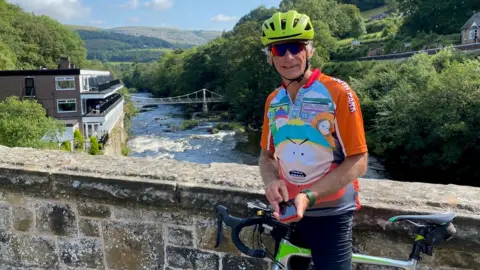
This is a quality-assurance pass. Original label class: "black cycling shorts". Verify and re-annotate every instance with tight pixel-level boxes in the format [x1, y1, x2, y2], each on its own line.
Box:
[271, 211, 354, 270]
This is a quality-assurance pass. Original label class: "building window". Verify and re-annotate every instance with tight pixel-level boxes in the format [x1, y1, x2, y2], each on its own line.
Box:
[57, 99, 77, 113]
[25, 78, 35, 97]
[82, 76, 89, 91]
[56, 77, 76, 90]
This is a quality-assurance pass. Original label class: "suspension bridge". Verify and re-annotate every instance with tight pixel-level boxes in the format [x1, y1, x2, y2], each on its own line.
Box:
[130, 89, 224, 112]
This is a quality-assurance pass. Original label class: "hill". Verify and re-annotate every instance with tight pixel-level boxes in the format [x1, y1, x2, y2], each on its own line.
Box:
[67, 25, 222, 63]
[67, 25, 222, 47]
[0, 1, 86, 69]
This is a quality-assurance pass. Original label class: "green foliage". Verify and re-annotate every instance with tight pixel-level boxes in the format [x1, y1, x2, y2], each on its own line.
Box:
[0, 96, 64, 148]
[351, 48, 480, 185]
[61, 141, 71, 151]
[396, 0, 480, 35]
[337, 0, 386, 11]
[215, 123, 245, 132]
[89, 136, 101, 155]
[76, 29, 175, 62]
[181, 120, 199, 130]
[73, 129, 84, 150]
[0, 1, 86, 69]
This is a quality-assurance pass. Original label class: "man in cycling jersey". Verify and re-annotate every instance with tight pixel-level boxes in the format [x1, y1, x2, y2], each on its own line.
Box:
[258, 10, 369, 269]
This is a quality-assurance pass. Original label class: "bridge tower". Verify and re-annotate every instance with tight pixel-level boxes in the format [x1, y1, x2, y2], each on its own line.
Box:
[202, 89, 208, 113]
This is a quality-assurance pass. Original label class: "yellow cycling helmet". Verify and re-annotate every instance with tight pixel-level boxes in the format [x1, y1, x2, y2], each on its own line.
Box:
[261, 10, 314, 46]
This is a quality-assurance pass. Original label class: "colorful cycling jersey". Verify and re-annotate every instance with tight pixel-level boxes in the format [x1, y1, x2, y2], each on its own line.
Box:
[260, 69, 368, 216]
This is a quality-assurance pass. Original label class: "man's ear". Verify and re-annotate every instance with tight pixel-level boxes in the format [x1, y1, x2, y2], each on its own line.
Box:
[307, 45, 315, 59]
[267, 54, 273, 65]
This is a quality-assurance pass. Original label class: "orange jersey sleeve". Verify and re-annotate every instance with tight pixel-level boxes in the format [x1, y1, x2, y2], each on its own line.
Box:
[260, 89, 279, 152]
[321, 75, 368, 156]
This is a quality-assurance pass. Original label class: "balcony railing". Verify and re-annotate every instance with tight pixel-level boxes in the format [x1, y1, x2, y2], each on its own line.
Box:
[98, 79, 121, 91]
[84, 94, 123, 117]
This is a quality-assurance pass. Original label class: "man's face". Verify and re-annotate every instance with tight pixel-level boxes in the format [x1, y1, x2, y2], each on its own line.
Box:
[269, 41, 310, 79]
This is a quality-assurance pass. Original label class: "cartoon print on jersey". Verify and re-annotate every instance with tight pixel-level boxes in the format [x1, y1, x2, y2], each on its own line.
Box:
[273, 119, 334, 185]
[311, 112, 335, 148]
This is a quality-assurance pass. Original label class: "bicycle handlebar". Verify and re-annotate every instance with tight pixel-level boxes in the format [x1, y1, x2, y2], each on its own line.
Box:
[215, 205, 267, 258]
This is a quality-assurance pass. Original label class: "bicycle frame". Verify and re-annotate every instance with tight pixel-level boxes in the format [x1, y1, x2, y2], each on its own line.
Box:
[273, 238, 418, 270]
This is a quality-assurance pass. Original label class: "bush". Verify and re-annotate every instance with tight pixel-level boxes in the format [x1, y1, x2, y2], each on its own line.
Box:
[181, 120, 199, 130]
[89, 136, 101, 155]
[351, 49, 480, 186]
[60, 141, 71, 151]
[73, 129, 84, 150]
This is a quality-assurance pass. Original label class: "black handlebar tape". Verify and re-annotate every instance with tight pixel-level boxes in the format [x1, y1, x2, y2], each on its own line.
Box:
[215, 205, 266, 258]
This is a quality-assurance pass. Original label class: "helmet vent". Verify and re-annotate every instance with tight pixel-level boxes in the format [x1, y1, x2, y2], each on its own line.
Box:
[269, 22, 275, 31]
[264, 23, 269, 29]
[305, 22, 312, 31]
[293, 18, 299, 28]
[281, 19, 286, 30]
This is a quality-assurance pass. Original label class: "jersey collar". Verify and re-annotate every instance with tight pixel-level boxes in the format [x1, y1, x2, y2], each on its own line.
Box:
[280, 68, 321, 89]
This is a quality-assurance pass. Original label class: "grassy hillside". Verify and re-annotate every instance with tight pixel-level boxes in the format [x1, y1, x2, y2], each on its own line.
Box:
[66, 24, 222, 63]
[109, 26, 222, 46]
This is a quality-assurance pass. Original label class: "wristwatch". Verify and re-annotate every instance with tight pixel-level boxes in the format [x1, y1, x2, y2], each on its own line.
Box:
[300, 189, 316, 207]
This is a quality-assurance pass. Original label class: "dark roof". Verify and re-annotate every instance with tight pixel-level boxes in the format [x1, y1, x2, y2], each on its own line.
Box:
[0, 69, 80, 76]
[461, 12, 480, 30]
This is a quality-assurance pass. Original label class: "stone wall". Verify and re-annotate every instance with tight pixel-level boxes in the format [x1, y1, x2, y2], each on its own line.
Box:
[103, 114, 126, 157]
[0, 146, 479, 270]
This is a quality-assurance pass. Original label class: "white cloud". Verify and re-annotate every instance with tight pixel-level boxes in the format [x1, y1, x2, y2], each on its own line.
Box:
[210, 14, 237, 23]
[128, 17, 140, 23]
[89, 19, 105, 25]
[144, 0, 173, 10]
[7, 0, 91, 20]
[120, 0, 138, 9]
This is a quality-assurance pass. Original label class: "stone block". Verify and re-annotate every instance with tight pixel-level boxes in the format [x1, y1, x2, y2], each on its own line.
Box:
[12, 206, 33, 232]
[35, 202, 77, 236]
[177, 183, 264, 216]
[167, 226, 194, 247]
[77, 202, 111, 218]
[0, 168, 51, 195]
[58, 237, 104, 269]
[166, 245, 219, 270]
[222, 254, 270, 270]
[113, 206, 142, 220]
[79, 219, 100, 237]
[103, 220, 164, 270]
[52, 173, 177, 207]
[142, 209, 193, 225]
[0, 204, 10, 230]
[434, 249, 480, 269]
[0, 232, 58, 268]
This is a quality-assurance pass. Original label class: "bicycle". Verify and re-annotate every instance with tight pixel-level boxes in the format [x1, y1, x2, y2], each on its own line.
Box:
[214, 200, 457, 270]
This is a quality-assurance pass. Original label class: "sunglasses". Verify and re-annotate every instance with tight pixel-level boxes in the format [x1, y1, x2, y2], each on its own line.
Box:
[270, 42, 306, 57]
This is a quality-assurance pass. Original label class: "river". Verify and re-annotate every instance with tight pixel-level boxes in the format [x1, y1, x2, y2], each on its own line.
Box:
[127, 93, 387, 179]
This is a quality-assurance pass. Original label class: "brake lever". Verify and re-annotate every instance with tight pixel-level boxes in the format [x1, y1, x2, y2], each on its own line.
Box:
[215, 214, 223, 248]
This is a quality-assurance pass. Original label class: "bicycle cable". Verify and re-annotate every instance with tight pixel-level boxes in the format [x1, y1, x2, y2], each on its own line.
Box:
[256, 226, 286, 269]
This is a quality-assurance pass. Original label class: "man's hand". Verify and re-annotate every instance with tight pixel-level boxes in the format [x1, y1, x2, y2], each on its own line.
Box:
[281, 193, 310, 224]
[265, 180, 289, 220]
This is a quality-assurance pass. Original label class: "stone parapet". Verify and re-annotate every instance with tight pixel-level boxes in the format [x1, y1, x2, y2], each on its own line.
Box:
[0, 146, 479, 269]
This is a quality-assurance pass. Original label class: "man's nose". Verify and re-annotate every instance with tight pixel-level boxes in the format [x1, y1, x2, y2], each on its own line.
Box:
[284, 50, 295, 60]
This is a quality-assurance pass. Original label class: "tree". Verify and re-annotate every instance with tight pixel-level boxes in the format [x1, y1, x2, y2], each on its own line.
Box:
[0, 96, 64, 148]
[73, 129, 84, 150]
[89, 136, 100, 155]
[351, 49, 480, 186]
[396, 0, 480, 35]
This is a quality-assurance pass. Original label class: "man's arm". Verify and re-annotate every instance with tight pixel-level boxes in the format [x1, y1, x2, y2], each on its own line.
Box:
[309, 152, 368, 199]
[258, 149, 278, 186]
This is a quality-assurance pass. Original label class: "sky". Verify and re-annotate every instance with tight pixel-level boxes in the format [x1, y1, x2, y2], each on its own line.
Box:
[6, 0, 282, 31]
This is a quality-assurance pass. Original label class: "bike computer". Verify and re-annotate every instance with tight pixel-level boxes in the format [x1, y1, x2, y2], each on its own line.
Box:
[279, 200, 297, 222]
